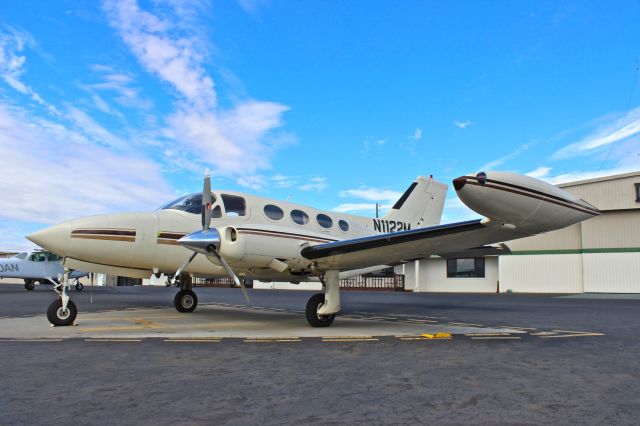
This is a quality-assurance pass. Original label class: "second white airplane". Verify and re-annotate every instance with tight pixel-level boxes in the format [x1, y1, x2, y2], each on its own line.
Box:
[28, 171, 600, 327]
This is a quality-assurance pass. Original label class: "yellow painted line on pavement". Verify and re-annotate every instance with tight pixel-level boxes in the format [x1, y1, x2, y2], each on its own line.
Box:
[465, 332, 513, 337]
[420, 333, 452, 339]
[539, 333, 604, 338]
[470, 336, 522, 340]
[85, 339, 143, 342]
[79, 325, 159, 332]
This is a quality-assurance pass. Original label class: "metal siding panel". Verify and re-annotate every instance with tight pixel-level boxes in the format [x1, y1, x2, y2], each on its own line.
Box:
[581, 210, 640, 249]
[499, 254, 583, 293]
[583, 253, 640, 293]
[504, 223, 582, 251]
[562, 175, 640, 211]
[420, 257, 499, 293]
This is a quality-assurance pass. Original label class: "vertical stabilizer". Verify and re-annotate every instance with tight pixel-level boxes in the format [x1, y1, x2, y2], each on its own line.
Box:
[383, 176, 448, 229]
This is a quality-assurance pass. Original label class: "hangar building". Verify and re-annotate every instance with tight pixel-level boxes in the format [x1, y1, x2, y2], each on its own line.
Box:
[400, 171, 640, 294]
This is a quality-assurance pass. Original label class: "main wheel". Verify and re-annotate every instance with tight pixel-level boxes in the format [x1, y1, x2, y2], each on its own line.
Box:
[24, 280, 35, 291]
[47, 299, 77, 326]
[75, 282, 84, 291]
[174, 289, 198, 313]
[305, 293, 336, 327]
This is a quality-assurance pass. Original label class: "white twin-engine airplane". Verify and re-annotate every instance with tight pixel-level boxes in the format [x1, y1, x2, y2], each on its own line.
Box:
[28, 171, 600, 327]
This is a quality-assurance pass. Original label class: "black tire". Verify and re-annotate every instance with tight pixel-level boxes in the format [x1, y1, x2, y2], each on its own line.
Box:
[24, 280, 35, 291]
[46, 299, 77, 326]
[174, 289, 198, 313]
[75, 282, 84, 291]
[305, 293, 336, 327]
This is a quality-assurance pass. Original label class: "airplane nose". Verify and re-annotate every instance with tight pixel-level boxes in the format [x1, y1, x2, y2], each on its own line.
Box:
[27, 222, 72, 256]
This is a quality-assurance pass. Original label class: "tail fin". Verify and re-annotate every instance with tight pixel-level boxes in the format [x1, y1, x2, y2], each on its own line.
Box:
[383, 176, 447, 229]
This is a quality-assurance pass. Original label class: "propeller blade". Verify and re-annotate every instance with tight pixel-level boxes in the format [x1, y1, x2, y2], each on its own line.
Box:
[171, 252, 198, 284]
[211, 251, 249, 302]
[201, 175, 212, 230]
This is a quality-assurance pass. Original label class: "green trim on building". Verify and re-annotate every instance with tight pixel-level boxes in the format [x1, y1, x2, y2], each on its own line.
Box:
[508, 247, 640, 255]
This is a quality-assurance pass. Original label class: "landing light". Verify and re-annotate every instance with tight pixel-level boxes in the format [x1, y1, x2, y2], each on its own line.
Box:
[476, 171, 488, 186]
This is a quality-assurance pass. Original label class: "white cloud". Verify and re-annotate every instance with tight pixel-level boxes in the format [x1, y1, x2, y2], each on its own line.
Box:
[478, 141, 535, 171]
[299, 177, 327, 191]
[0, 103, 172, 224]
[339, 187, 402, 202]
[525, 166, 552, 179]
[553, 107, 640, 159]
[236, 174, 266, 190]
[526, 165, 640, 185]
[104, 0, 292, 177]
[0, 25, 59, 115]
[271, 174, 297, 188]
[453, 120, 473, 129]
[66, 105, 127, 149]
[412, 128, 423, 140]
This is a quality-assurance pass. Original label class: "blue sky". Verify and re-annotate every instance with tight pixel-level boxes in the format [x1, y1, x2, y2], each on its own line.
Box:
[1, 0, 639, 249]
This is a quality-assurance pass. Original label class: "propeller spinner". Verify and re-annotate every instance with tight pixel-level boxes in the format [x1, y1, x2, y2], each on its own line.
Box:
[170, 175, 250, 302]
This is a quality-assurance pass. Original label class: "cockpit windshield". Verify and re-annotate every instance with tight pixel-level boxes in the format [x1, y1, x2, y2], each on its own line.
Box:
[160, 193, 219, 216]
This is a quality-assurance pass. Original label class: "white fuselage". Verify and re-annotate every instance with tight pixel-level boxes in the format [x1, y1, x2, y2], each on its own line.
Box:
[27, 191, 418, 281]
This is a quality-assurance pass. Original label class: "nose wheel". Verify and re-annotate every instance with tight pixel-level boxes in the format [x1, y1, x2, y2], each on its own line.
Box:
[174, 289, 198, 313]
[173, 275, 198, 313]
[47, 298, 77, 326]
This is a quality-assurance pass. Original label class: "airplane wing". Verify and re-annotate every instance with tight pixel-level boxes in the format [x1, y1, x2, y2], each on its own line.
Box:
[302, 171, 599, 271]
[300, 219, 527, 270]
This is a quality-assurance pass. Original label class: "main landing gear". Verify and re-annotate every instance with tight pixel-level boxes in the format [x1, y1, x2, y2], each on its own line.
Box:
[305, 270, 340, 327]
[46, 269, 77, 327]
[24, 279, 35, 291]
[173, 275, 198, 313]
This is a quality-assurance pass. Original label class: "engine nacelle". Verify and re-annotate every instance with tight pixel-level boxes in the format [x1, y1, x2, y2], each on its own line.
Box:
[453, 171, 600, 233]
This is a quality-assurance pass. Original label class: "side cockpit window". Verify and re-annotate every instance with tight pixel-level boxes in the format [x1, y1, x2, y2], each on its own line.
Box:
[222, 195, 246, 217]
[161, 193, 217, 215]
[15, 253, 27, 260]
[28, 252, 46, 262]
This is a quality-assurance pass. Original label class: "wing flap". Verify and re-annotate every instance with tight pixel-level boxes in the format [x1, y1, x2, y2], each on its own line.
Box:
[301, 219, 527, 270]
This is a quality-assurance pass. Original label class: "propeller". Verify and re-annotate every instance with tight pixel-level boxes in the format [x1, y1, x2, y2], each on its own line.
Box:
[170, 175, 250, 302]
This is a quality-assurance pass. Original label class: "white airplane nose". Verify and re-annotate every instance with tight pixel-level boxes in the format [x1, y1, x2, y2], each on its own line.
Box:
[27, 223, 72, 256]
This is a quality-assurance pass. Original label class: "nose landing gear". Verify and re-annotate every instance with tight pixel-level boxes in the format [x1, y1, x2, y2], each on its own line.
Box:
[46, 269, 77, 326]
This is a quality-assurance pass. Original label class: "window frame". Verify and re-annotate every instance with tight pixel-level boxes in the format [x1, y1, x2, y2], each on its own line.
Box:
[263, 204, 284, 221]
[290, 209, 310, 226]
[221, 194, 247, 217]
[316, 213, 333, 229]
[446, 257, 486, 278]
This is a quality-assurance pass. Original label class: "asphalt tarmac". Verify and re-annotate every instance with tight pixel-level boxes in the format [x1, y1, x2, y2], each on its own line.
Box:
[1, 282, 639, 425]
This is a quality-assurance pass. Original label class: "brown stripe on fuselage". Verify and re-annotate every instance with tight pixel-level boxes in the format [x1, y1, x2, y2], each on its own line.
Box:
[464, 178, 599, 216]
[71, 235, 135, 242]
[237, 228, 338, 244]
[157, 238, 181, 245]
[157, 232, 187, 239]
[72, 228, 137, 236]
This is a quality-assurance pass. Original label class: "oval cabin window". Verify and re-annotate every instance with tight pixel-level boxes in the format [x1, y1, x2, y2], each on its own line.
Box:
[338, 219, 349, 232]
[316, 214, 333, 229]
[264, 204, 284, 220]
[290, 209, 309, 225]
